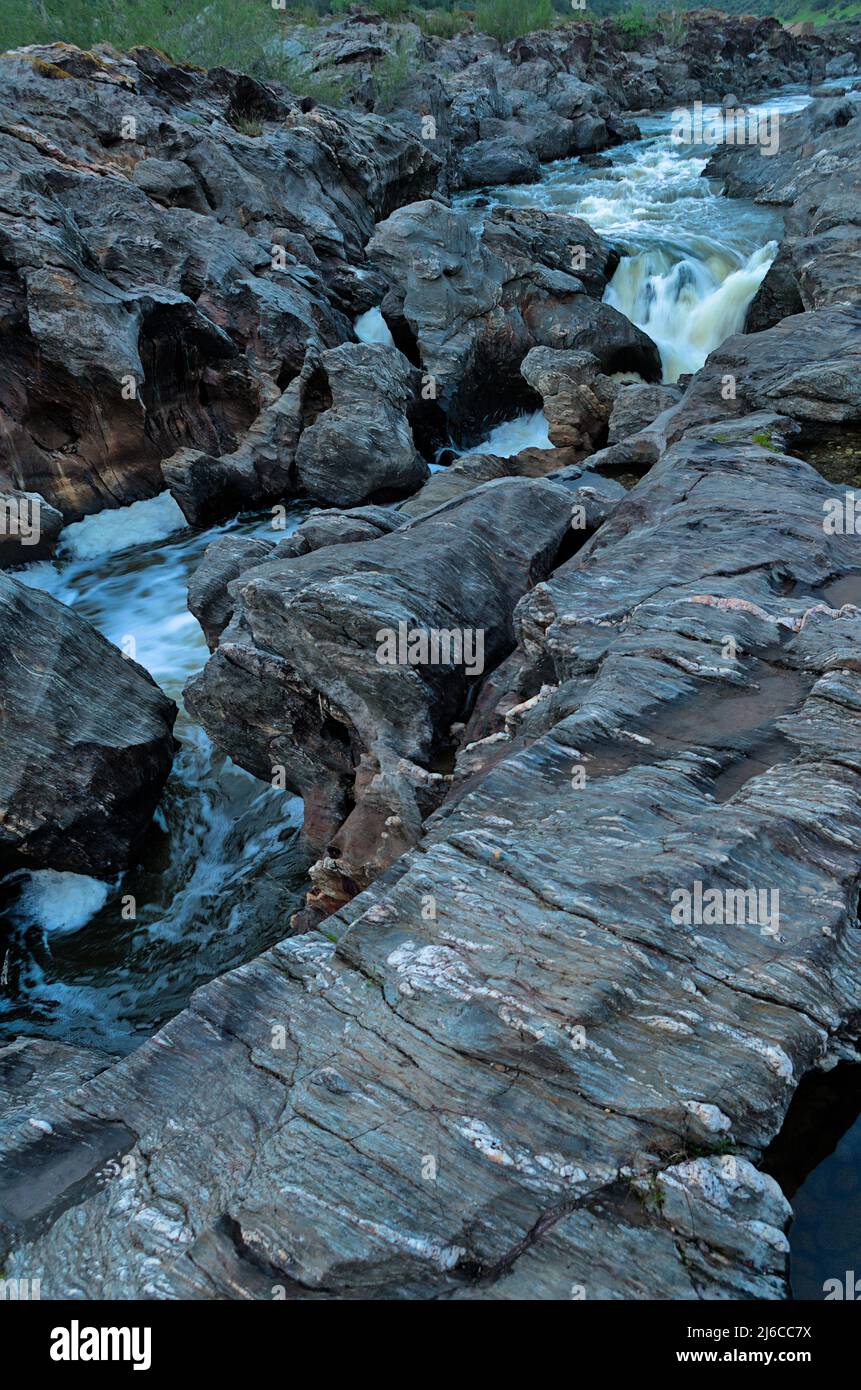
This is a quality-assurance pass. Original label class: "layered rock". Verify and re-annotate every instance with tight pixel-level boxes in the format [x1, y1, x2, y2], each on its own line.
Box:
[647, 304, 861, 451]
[164, 342, 428, 523]
[520, 348, 618, 452]
[0, 574, 176, 877]
[705, 95, 861, 327]
[185, 477, 579, 915]
[7, 437, 861, 1298]
[3, 14, 861, 1305]
[0, 43, 437, 519]
[0, 490, 63, 567]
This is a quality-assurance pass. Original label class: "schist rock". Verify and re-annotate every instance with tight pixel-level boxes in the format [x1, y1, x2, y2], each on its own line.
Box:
[185, 476, 579, 917]
[164, 343, 428, 523]
[0, 44, 437, 520]
[367, 199, 661, 441]
[0, 491, 63, 568]
[8, 439, 861, 1300]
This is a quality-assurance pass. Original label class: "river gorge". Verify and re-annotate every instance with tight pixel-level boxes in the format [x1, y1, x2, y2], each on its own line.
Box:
[1, 11, 861, 1304]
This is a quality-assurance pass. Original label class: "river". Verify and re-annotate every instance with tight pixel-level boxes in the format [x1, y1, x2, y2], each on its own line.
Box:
[1, 81, 855, 1297]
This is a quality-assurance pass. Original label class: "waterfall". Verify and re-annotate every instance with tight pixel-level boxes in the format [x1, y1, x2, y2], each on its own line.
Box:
[605, 240, 778, 382]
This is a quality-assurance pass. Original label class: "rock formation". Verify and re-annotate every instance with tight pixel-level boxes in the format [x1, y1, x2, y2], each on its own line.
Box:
[2, 20, 861, 1304]
[0, 574, 176, 878]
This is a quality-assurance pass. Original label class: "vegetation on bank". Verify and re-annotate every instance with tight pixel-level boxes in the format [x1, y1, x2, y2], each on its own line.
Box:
[0, 0, 854, 97]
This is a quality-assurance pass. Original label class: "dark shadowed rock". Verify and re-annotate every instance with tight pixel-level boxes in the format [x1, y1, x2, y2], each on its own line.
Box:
[188, 534, 276, 651]
[455, 136, 539, 188]
[0, 44, 437, 519]
[162, 354, 321, 526]
[294, 343, 428, 506]
[0, 491, 63, 568]
[0, 574, 176, 877]
[165, 342, 428, 522]
[368, 199, 660, 440]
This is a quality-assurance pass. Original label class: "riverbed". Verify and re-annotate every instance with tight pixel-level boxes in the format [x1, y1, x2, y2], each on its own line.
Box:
[1, 80, 855, 1297]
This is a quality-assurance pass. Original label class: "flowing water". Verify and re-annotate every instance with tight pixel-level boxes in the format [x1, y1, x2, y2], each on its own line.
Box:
[5, 89, 858, 1290]
[0, 496, 309, 1053]
[0, 90, 815, 1048]
[462, 91, 815, 382]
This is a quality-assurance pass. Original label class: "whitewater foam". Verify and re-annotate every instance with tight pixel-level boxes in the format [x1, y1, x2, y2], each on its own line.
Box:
[60, 491, 188, 561]
[355, 305, 396, 348]
[12, 870, 111, 934]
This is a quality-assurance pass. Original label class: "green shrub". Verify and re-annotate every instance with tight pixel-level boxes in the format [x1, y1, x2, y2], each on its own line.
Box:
[374, 0, 414, 17]
[1, 0, 287, 77]
[656, 7, 688, 45]
[373, 35, 416, 111]
[472, 0, 554, 42]
[615, 4, 655, 46]
[280, 59, 350, 104]
[417, 8, 466, 38]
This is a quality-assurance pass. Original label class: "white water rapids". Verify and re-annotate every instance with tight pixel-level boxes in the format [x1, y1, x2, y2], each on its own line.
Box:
[0, 87, 816, 1050]
[468, 91, 813, 382]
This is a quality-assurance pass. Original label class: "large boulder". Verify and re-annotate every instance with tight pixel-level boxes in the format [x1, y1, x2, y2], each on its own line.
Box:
[455, 136, 539, 189]
[164, 343, 428, 523]
[0, 575, 176, 877]
[520, 348, 618, 452]
[293, 343, 428, 507]
[367, 200, 661, 442]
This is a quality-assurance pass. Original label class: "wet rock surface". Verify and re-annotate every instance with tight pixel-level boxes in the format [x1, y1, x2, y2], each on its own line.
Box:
[0, 490, 63, 568]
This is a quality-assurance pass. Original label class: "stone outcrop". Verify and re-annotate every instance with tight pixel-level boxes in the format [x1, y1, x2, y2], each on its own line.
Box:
[0, 574, 176, 877]
[705, 95, 861, 326]
[0, 490, 63, 567]
[185, 476, 580, 915]
[293, 343, 428, 506]
[0, 43, 437, 520]
[6, 435, 861, 1298]
[520, 347, 618, 452]
[3, 14, 861, 1306]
